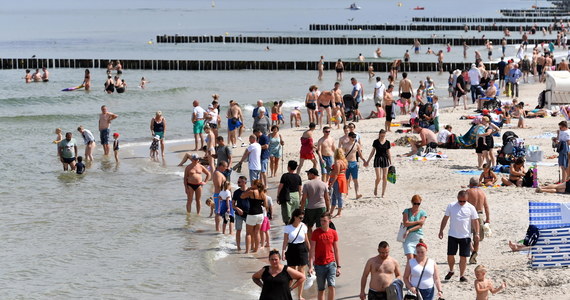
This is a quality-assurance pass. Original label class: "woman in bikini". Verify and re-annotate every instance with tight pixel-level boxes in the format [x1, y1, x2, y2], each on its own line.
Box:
[183, 154, 212, 215]
[305, 85, 319, 124]
[501, 157, 525, 187]
[328, 148, 348, 218]
[479, 163, 498, 186]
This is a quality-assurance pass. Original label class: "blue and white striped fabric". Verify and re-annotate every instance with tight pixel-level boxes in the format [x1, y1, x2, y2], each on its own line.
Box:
[529, 202, 570, 229]
[529, 202, 570, 269]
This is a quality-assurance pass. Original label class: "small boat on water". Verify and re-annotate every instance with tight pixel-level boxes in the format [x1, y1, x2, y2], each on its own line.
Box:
[413, 6, 425, 10]
[348, 3, 361, 10]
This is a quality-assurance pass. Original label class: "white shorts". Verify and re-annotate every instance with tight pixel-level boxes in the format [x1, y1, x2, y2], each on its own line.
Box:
[246, 214, 264, 226]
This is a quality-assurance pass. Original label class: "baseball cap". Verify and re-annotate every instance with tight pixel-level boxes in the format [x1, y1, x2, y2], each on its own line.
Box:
[305, 168, 319, 176]
[191, 154, 200, 160]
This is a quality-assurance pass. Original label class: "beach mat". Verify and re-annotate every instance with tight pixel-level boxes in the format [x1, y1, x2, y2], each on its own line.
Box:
[454, 170, 483, 175]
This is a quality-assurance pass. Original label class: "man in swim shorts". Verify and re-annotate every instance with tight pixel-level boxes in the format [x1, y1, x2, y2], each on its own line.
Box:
[341, 132, 363, 199]
[192, 100, 206, 151]
[212, 161, 228, 232]
[318, 90, 334, 128]
[58, 132, 78, 171]
[317, 126, 336, 183]
[383, 85, 395, 132]
[227, 100, 244, 148]
[99, 105, 118, 156]
[398, 72, 413, 114]
[360, 241, 402, 300]
[466, 177, 490, 265]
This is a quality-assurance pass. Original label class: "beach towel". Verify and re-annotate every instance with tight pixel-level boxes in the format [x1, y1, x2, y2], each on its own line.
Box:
[454, 170, 483, 175]
[409, 153, 448, 161]
[535, 162, 558, 167]
[530, 132, 557, 139]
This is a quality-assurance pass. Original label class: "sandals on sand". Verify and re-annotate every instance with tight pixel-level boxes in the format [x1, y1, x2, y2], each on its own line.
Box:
[444, 272, 454, 280]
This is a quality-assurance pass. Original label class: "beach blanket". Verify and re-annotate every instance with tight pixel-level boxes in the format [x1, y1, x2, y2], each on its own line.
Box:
[409, 153, 448, 161]
[454, 170, 483, 175]
[529, 202, 570, 269]
[535, 162, 558, 167]
[530, 132, 557, 139]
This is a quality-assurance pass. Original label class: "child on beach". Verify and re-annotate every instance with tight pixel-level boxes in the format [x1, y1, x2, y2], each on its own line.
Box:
[150, 135, 160, 159]
[76, 156, 85, 175]
[271, 101, 279, 126]
[259, 193, 273, 248]
[218, 181, 234, 235]
[479, 164, 498, 186]
[205, 197, 215, 217]
[332, 106, 342, 128]
[113, 132, 120, 163]
[53, 128, 63, 154]
[474, 265, 507, 300]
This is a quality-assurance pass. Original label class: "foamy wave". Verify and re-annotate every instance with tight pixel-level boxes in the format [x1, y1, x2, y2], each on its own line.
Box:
[120, 138, 195, 148]
[213, 235, 237, 261]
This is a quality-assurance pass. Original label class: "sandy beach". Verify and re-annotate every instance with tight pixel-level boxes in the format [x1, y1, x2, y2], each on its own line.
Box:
[171, 78, 570, 299]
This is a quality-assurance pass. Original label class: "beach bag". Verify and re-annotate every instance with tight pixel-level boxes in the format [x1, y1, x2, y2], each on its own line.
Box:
[523, 225, 540, 246]
[525, 146, 543, 162]
[522, 169, 534, 188]
[388, 166, 397, 184]
[397, 223, 407, 242]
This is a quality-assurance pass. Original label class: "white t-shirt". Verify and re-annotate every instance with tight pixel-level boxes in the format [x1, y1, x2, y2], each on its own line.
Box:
[437, 129, 451, 144]
[207, 109, 218, 125]
[432, 102, 439, 117]
[445, 201, 478, 239]
[374, 81, 385, 98]
[409, 258, 435, 289]
[193, 106, 206, 119]
[559, 129, 570, 142]
[284, 223, 308, 244]
[219, 190, 232, 202]
[468, 68, 481, 85]
[262, 195, 273, 216]
[247, 143, 261, 170]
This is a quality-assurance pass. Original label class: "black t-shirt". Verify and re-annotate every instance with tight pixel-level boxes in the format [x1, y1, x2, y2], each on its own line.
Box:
[497, 61, 507, 75]
[279, 173, 302, 192]
[456, 75, 465, 90]
[372, 139, 391, 158]
[233, 189, 249, 217]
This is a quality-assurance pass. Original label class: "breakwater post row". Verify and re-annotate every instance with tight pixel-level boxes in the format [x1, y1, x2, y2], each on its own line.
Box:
[155, 35, 555, 46]
[0, 58, 496, 73]
[411, 17, 568, 23]
[308, 24, 563, 32]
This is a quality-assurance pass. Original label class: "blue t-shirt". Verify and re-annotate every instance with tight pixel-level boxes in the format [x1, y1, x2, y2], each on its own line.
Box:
[258, 134, 270, 160]
[233, 189, 249, 218]
[403, 208, 427, 235]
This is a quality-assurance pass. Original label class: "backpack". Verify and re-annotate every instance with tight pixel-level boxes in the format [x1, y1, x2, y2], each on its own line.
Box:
[523, 225, 540, 246]
[446, 133, 459, 149]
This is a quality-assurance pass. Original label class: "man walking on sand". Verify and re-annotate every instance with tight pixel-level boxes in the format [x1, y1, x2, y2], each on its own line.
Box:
[360, 241, 402, 300]
[317, 126, 336, 183]
[212, 161, 228, 232]
[341, 132, 363, 199]
[237, 135, 261, 182]
[297, 123, 318, 173]
[192, 100, 206, 151]
[99, 105, 118, 156]
[300, 168, 330, 239]
[438, 190, 480, 283]
[232, 176, 252, 252]
[398, 72, 413, 114]
[309, 212, 340, 300]
[467, 177, 490, 265]
[277, 160, 303, 224]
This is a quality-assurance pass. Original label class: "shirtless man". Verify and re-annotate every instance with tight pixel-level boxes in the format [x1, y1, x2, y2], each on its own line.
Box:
[543, 53, 553, 82]
[398, 73, 413, 114]
[342, 132, 363, 199]
[212, 161, 228, 232]
[463, 42, 470, 59]
[318, 90, 335, 128]
[317, 126, 336, 183]
[403, 50, 410, 72]
[318, 55, 325, 80]
[297, 123, 318, 173]
[412, 39, 421, 54]
[227, 100, 245, 148]
[41, 67, 49, 82]
[536, 54, 545, 82]
[360, 241, 402, 300]
[478, 79, 497, 110]
[32, 69, 42, 82]
[466, 177, 490, 265]
[408, 125, 437, 156]
[99, 105, 118, 156]
[184, 154, 212, 215]
[435, 50, 444, 73]
[383, 85, 395, 132]
[290, 107, 302, 128]
[332, 82, 345, 125]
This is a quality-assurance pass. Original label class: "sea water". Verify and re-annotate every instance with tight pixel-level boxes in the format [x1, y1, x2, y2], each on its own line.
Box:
[0, 0, 553, 298]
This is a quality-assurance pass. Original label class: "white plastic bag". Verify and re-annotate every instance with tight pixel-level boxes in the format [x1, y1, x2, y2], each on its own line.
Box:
[304, 271, 315, 290]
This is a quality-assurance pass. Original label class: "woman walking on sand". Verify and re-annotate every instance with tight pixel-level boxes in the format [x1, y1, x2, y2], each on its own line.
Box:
[328, 148, 348, 217]
[402, 195, 427, 261]
[241, 180, 268, 253]
[365, 129, 391, 197]
[268, 125, 284, 178]
[252, 249, 305, 300]
[281, 209, 310, 300]
[403, 242, 444, 300]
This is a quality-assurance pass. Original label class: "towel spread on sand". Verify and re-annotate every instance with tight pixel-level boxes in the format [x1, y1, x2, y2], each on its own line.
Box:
[409, 153, 448, 161]
[454, 170, 483, 175]
[530, 132, 557, 139]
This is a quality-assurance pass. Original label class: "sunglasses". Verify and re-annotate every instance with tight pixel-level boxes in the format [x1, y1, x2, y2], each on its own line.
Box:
[324, 131, 331, 133]
[458, 200, 466, 203]
[413, 203, 421, 206]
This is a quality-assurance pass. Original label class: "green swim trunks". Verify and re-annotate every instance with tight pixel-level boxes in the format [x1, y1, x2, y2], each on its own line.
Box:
[193, 120, 205, 134]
